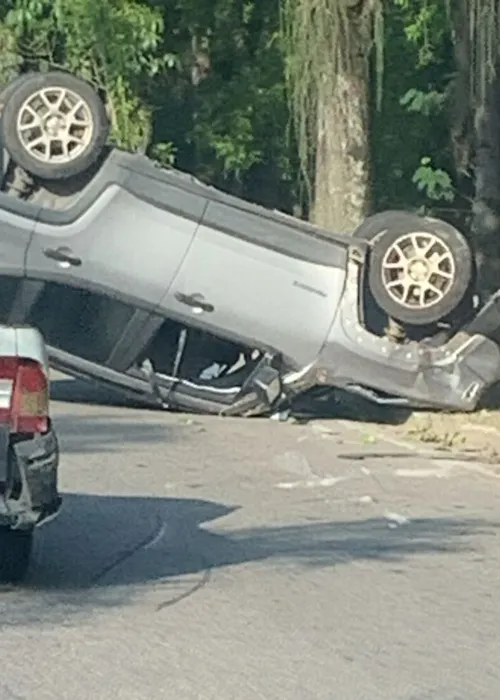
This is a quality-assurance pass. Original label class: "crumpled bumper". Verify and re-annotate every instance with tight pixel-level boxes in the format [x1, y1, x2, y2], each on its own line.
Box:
[315, 247, 500, 411]
[0, 423, 61, 529]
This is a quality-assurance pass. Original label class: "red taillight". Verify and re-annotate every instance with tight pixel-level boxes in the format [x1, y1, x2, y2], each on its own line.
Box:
[0, 357, 48, 434]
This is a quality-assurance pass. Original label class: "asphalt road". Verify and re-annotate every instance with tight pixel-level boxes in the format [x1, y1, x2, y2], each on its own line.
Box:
[0, 374, 499, 700]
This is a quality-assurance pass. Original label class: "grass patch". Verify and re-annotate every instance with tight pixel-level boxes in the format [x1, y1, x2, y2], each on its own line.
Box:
[396, 408, 500, 462]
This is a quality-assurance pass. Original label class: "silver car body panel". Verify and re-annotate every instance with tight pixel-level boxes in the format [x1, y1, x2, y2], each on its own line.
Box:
[170, 224, 347, 367]
[0, 324, 49, 370]
[24, 150, 354, 368]
[0, 147, 498, 415]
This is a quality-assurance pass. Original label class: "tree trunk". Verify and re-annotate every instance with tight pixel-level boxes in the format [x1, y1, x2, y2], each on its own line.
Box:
[450, 0, 500, 296]
[311, 16, 372, 233]
[471, 69, 500, 295]
[449, 0, 473, 196]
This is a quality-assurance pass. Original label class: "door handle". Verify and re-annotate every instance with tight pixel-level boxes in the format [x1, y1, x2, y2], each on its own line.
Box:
[43, 246, 82, 267]
[174, 292, 214, 313]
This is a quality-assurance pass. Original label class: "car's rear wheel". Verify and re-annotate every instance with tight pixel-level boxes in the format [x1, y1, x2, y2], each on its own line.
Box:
[1, 71, 109, 181]
[0, 527, 33, 584]
[354, 211, 474, 326]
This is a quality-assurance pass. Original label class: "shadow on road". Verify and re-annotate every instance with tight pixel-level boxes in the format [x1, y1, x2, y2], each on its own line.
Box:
[52, 412, 187, 454]
[0, 492, 494, 626]
[50, 377, 159, 411]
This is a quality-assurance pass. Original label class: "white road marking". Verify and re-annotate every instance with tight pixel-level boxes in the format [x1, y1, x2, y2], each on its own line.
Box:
[395, 465, 455, 479]
[275, 476, 347, 490]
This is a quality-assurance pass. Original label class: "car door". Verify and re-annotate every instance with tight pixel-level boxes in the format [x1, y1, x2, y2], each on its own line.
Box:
[25, 160, 205, 367]
[167, 200, 348, 369]
[0, 192, 40, 325]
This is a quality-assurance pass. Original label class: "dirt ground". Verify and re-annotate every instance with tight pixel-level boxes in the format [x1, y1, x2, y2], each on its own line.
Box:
[364, 387, 500, 468]
[292, 385, 500, 468]
[390, 384, 500, 464]
[385, 409, 500, 464]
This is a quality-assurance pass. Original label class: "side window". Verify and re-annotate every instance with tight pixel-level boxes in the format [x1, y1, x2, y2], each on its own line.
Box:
[0, 276, 23, 323]
[26, 282, 137, 365]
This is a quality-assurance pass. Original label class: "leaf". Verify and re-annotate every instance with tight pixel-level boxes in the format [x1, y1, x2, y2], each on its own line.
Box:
[399, 87, 418, 106]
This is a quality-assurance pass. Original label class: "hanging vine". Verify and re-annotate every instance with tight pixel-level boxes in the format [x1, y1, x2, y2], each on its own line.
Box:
[445, 0, 500, 187]
[279, 0, 384, 206]
[466, 0, 500, 101]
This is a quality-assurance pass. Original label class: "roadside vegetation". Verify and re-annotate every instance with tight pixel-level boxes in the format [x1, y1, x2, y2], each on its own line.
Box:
[0, 0, 494, 237]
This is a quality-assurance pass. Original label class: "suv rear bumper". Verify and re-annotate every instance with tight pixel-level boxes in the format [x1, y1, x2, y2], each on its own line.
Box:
[0, 422, 61, 529]
[316, 248, 500, 411]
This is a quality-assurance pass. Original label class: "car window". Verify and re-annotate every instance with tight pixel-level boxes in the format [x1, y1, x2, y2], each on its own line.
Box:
[0, 276, 22, 323]
[26, 282, 136, 365]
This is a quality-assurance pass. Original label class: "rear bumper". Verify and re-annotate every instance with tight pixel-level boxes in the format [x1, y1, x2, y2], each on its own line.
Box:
[315, 248, 500, 411]
[0, 422, 61, 529]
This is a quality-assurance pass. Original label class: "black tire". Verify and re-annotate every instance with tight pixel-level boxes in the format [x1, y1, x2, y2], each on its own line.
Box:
[353, 210, 422, 243]
[0, 73, 35, 115]
[1, 71, 109, 181]
[0, 527, 33, 584]
[0, 74, 35, 180]
[355, 211, 473, 326]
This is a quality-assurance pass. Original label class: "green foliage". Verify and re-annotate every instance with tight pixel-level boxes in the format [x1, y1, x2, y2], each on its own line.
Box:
[393, 0, 450, 67]
[4, 0, 168, 150]
[0, 0, 485, 227]
[399, 87, 447, 116]
[149, 0, 294, 207]
[372, 0, 457, 214]
[412, 156, 455, 202]
[150, 141, 177, 168]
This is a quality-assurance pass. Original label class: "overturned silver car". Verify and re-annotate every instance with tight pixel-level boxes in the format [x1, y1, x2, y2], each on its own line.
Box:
[0, 70, 498, 416]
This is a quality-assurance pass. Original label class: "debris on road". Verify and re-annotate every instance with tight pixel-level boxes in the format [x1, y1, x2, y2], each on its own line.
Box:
[384, 511, 411, 528]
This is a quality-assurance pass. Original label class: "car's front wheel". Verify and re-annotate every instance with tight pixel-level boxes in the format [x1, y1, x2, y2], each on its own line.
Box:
[354, 211, 474, 327]
[0, 527, 33, 584]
